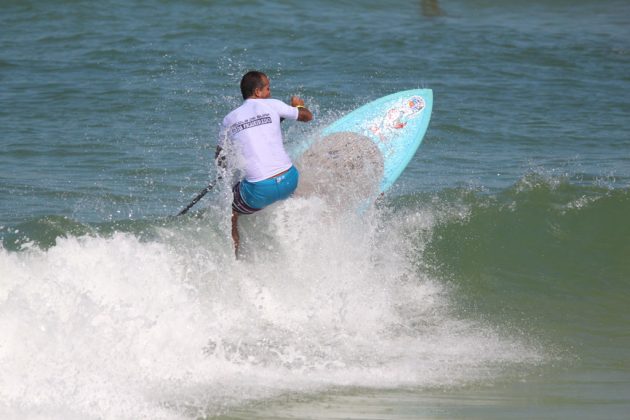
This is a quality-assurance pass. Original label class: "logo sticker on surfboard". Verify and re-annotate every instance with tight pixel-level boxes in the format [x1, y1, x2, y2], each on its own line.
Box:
[369, 96, 425, 141]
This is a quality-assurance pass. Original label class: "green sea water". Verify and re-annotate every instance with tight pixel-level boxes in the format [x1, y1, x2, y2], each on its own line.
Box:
[1, 0, 629, 418]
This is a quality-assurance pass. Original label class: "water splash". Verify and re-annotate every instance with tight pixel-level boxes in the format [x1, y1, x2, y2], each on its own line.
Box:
[0, 196, 544, 419]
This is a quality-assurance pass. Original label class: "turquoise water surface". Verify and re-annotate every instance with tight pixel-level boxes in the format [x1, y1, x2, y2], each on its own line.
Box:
[1, 0, 629, 418]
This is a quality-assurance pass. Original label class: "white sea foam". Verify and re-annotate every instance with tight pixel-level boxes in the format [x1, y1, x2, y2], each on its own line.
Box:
[0, 197, 543, 419]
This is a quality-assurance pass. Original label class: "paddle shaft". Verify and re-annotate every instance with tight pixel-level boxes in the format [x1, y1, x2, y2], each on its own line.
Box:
[176, 180, 218, 216]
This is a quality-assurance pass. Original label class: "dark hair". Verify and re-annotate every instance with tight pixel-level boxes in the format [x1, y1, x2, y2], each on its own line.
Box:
[240, 71, 267, 99]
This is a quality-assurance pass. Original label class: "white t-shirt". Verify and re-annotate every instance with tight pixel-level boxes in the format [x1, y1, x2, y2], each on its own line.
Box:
[219, 98, 299, 182]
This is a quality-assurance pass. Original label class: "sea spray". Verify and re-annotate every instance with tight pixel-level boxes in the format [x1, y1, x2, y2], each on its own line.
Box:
[0, 194, 544, 418]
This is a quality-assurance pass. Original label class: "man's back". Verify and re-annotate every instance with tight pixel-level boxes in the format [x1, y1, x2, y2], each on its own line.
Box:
[220, 98, 298, 182]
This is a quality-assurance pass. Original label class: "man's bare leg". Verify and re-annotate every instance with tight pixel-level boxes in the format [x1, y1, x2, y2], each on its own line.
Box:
[231, 211, 240, 258]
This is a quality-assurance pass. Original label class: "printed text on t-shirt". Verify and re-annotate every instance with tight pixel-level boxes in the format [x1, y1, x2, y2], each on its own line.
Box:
[230, 113, 272, 135]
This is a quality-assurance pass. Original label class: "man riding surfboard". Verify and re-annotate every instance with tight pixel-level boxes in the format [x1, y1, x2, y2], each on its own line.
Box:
[216, 71, 313, 257]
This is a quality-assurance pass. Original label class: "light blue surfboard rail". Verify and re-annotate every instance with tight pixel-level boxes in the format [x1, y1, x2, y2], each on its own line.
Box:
[321, 89, 433, 192]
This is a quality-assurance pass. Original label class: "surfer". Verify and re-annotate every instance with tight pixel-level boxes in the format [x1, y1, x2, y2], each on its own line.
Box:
[216, 71, 313, 257]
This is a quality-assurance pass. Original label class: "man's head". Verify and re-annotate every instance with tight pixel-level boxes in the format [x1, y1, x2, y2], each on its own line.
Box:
[240, 71, 271, 100]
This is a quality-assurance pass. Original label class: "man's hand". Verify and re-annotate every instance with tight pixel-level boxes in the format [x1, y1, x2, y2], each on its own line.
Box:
[215, 146, 227, 169]
[290, 96, 305, 107]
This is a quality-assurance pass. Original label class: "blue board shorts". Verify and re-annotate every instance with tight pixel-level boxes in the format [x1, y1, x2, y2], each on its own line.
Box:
[232, 166, 299, 215]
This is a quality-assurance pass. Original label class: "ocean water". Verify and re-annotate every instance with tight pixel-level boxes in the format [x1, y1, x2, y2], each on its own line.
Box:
[1, 0, 629, 419]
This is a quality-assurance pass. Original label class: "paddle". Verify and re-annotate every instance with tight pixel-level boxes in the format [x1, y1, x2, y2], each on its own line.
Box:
[176, 179, 219, 216]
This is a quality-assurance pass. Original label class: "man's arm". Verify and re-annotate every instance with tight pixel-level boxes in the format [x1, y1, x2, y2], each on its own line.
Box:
[290, 96, 313, 122]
